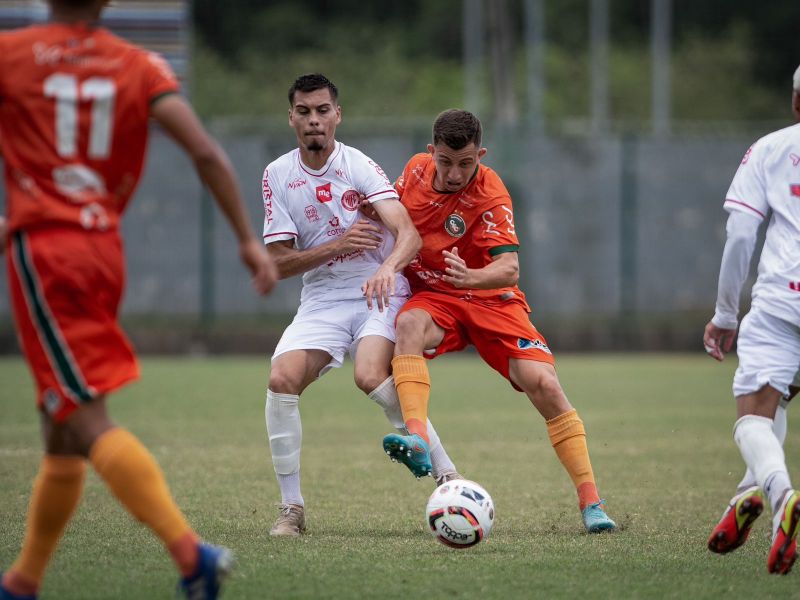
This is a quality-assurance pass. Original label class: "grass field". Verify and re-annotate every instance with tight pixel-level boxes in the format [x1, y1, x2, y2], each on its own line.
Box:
[1, 353, 799, 599]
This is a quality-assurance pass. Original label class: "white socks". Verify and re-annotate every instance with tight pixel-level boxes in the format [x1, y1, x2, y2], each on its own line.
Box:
[266, 390, 304, 506]
[737, 403, 787, 491]
[369, 376, 457, 478]
[734, 414, 792, 514]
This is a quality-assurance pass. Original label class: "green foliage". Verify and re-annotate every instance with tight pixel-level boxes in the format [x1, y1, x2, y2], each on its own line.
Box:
[2, 354, 800, 598]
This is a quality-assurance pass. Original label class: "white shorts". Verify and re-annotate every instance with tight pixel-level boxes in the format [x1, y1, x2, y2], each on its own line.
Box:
[733, 307, 800, 398]
[272, 296, 406, 377]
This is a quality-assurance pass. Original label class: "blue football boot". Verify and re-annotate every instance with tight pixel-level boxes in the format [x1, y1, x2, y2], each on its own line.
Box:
[179, 543, 234, 600]
[581, 500, 617, 533]
[382, 433, 432, 478]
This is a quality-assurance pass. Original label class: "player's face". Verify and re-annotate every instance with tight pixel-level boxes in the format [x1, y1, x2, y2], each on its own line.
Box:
[428, 142, 487, 193]
[289, 88, 341, 153]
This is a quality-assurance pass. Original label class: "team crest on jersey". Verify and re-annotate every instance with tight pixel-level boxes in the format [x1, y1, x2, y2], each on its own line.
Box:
[316, 183, 332, 203]
[444, 214, 466, 237]
[304, 205, 320, 222]
[517, 338, 552, 354]
[791, 184, 800, 198]
[341, 189, 360, 211]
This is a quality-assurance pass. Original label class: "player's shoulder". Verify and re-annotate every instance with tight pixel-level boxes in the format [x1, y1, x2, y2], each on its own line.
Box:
[264, 149, 298, 179]
[476, 164, 511, 198]
[750, 123, 800, 159]
[405, 152, 432, 170]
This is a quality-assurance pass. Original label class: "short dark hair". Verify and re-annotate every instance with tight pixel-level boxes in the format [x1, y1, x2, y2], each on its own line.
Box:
[288, 73, 338, 106]
[432, 109, 482, 150]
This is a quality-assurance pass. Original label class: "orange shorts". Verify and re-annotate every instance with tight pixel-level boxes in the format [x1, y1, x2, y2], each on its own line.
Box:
[7, 227, 139, 423]
[399, 291, 555, 388]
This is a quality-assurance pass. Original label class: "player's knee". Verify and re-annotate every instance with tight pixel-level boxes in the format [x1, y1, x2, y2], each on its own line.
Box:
[268, 367, 302, 395]
[353, 369, 387, 394]
[525, 370, 565, 404]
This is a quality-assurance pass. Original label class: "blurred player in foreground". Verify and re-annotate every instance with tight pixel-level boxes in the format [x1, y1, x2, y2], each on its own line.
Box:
[379, 109, 616, 533]
[261, 74, 459, 537]
[704, 64, 800, 574]
[0, 1, 277, 598]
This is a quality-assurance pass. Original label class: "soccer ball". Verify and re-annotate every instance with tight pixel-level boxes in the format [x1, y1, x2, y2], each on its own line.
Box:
[425, 479, 494, 548]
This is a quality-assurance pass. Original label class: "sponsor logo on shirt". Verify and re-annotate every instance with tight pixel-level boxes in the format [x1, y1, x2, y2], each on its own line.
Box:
[517, 338, 552, 354]
[791, 184, 800, 198]
[444, 214, 466, 237]
[335, 168, 345, 178]
[790, 153, 800, 167]
[288, 178, 308, 190]
[327, 249, 364, 266]
[327, 216, 346, 236]
[262, 172, 273, 224]
[341, 189, 361, 211]
[304, 205, 320, 222]
[316, 183, 332, 203]
[741, 146, 753, 165]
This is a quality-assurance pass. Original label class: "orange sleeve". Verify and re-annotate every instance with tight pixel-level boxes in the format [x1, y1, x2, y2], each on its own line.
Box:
[141, 51, 180, 103]
[473, 171, 520, 256]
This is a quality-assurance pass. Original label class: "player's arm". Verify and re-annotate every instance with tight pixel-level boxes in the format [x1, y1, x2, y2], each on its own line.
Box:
[362, 199, 421, 310]
[266, 220, 384, 279]
[443, 248, 519, 289]
[703, 210, 762, 361]
[150, 94, 277, 295]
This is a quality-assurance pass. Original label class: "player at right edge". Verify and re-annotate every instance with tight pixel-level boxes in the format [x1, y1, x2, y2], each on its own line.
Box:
[704, 64, 800, 574]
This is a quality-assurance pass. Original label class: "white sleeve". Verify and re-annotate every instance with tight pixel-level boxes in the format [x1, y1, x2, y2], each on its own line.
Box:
[711, 210, 761, 330]
[261, 165, 297, 243]
[723, 140, 769, 219]
[351, 152, 398, 204]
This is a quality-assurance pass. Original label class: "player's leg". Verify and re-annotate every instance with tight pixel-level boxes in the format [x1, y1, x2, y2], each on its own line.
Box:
[508, 358, 616, 532]
[724, 309, 800, 572]
[353, 334, 459, 482]
[266, 349, 333, 536]
[1, 418, 86, 599]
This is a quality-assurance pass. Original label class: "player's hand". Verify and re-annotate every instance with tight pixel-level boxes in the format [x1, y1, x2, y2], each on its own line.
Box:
[239, 238, 278, 295]
[703, 320, 736, 362]
[0, 216, 7, 255]
[362, 264, 396, 311]
[338, 219, 382, 253]
[359, 196, 382, 222]
[442, 247, 471, 288]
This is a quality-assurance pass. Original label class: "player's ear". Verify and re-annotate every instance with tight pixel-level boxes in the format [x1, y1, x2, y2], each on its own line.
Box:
[427, 143, 435, 155]
[335, 104, 342, 125]
[478, 147, 487, 160]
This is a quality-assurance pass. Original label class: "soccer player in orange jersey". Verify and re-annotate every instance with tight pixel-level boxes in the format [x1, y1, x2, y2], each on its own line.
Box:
[0, 1, 277, 598]
[380, 109, 616, 533]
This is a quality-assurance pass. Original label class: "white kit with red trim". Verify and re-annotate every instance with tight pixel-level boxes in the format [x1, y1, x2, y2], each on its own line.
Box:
[724, 122, 800, 322]
[262, 141, 410, 303]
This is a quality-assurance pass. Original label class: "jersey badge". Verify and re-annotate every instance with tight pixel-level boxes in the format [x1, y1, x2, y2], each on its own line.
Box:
[341, 189, 360, 211]
[791, 184, 800, 198]
[316, 183, 332, 203]
[444, 214, 466, 237]
[304, 205, 320, 222]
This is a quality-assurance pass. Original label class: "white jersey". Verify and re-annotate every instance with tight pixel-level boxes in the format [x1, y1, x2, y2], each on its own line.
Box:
[262, 141, 411, 303]
[724, 122, 800, 324]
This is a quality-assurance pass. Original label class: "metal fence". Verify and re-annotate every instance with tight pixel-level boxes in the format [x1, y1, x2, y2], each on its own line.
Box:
[0, 125, 762, 331]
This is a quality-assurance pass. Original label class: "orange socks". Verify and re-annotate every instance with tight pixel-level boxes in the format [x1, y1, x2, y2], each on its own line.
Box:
[546, 409, 601, 509]
[3, 455, 86, 596]
[392, 354, 431, 444]
[89, 428, 198, 576]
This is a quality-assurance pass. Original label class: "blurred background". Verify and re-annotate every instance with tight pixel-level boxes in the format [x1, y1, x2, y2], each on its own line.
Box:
[1, 0, 799, 353]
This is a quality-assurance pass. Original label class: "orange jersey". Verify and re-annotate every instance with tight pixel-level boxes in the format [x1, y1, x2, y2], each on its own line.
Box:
[395, 152, 526, 307]
[0, 23, 179, 233]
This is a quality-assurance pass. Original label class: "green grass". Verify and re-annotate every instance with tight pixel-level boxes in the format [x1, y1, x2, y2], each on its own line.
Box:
[1, 354, 798, 599]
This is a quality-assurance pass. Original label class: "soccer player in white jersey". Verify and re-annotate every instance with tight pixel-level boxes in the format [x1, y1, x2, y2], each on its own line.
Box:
[261, 74, 460, 536]
[703, 64, 800, 574]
